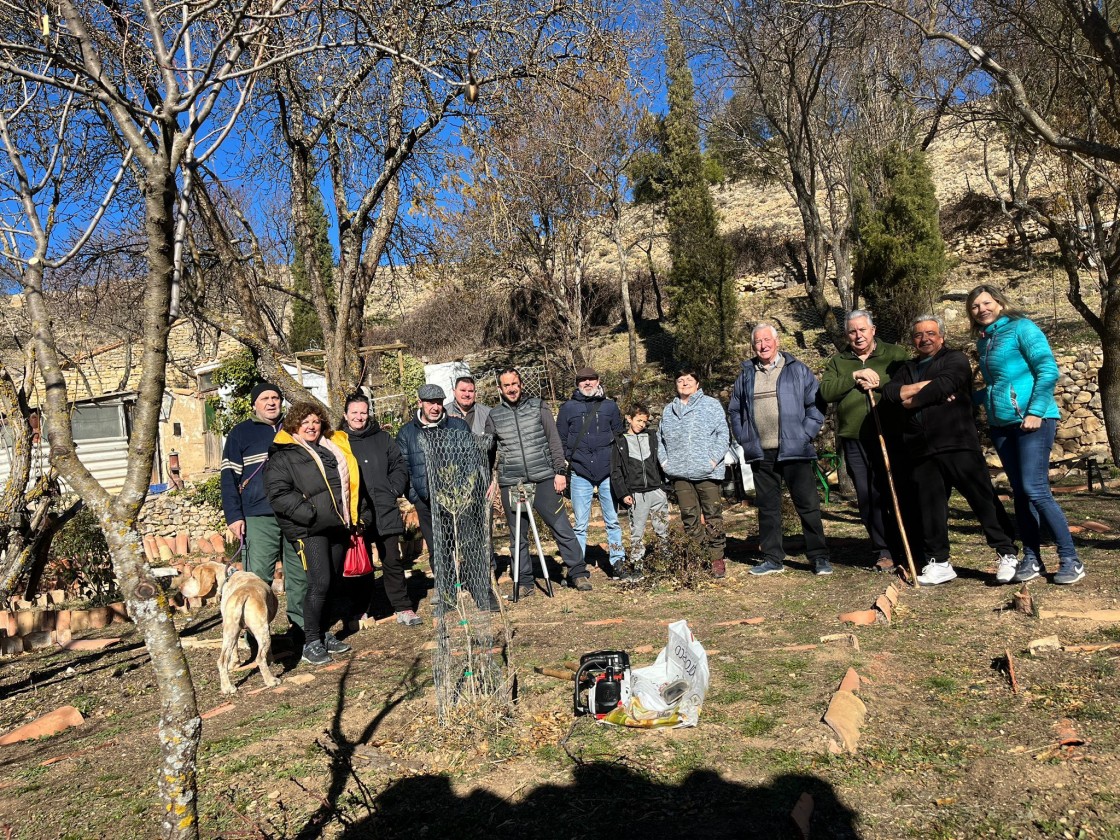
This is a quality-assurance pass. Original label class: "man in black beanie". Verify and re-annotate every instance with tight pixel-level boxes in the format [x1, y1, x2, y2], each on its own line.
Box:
[220, 381, 307, 646]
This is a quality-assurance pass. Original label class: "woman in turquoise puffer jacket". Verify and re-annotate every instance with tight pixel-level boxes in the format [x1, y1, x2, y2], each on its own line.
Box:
[967, 285, 1084, 586]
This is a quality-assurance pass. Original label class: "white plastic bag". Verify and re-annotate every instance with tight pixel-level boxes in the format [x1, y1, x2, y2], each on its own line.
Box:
[601, 619, 710, 728]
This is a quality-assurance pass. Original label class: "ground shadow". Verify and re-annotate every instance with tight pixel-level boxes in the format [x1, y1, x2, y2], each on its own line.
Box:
[326, 762, 860, 839]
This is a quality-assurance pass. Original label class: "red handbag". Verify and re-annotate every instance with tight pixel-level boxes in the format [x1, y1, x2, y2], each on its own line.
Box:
[343, 532, 373, 577]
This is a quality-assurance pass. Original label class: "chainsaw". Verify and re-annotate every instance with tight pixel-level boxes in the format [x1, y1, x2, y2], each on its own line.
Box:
[573, 650, 632, 718]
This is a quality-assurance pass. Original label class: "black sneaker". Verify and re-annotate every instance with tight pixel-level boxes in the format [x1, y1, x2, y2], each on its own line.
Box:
[301, 640, 331, 666]
[814, 558, 834, 576]
[323, 631, 351, 654]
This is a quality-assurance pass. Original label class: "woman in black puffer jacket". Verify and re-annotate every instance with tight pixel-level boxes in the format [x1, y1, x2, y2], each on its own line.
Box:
[265, 402, 365, 667]
[332, 394, 416, 626]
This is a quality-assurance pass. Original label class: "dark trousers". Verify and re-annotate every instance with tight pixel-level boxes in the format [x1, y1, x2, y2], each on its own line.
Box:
[349, 532, 407, 616]
[750, 450, 829, 563]
[673, 479, 725, 562]
[911, 449, 1016, 562]
[418, 497, 496, 605]
[842, 436, 904, 557]
[294, 530, 347, 645]
[500, 480, 586, 586]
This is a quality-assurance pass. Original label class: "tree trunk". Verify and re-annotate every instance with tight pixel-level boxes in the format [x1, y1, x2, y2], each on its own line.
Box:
[613, 213, 640, 383]
[1097, 318, 1120, 464]
[26, 175, 203, 840]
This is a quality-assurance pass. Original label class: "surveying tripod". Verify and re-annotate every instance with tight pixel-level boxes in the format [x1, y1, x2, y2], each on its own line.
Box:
[510, 480, 555, 602]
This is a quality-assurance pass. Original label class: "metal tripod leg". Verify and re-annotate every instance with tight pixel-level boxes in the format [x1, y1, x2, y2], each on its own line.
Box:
[512, 495, 522, 602]
[525, 501, 554, 597]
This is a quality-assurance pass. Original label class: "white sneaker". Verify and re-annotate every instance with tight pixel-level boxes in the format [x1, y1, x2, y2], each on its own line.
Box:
[917, 560, 957, 586]
[995, 553, 1018, 584]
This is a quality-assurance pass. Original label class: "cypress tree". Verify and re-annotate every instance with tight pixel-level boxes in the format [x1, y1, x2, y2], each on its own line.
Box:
[854, 145, 947, 338]
[662, 5, 738, 373]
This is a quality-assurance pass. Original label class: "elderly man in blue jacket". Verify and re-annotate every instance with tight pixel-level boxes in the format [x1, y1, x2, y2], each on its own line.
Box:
[730, 324, 833, 577]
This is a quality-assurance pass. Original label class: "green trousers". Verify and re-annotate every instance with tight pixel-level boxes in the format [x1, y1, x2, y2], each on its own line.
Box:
[244, 515, 307, 632]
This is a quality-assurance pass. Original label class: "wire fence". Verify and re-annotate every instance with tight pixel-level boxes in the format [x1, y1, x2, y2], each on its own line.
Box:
[419, 428, 511, 723]
[470, 364, 555, 407]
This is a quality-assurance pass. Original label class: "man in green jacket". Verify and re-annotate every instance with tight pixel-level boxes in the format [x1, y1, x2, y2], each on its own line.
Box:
[820, 310, 910, 570]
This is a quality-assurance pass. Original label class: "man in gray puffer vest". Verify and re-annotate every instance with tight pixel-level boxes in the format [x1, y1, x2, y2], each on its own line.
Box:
[485, 368, 590, 598]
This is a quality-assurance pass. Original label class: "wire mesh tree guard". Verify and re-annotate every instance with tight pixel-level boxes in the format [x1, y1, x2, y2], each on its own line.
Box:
[419, 428, 512, 723]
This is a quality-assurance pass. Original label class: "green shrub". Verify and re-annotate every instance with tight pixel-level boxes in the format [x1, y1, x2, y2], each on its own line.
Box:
[206, 350, 260, 434]
[48, 507, 120, 604]
[189, 475, 223, 510]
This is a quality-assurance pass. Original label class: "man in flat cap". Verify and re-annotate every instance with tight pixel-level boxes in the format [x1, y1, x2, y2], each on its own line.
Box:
[396, 385, 497, 613]
[221, 381, 307, 646]
[556, 367, 625, 577]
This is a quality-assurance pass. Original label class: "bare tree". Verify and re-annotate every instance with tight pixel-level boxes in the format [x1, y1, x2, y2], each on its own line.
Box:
[845, 0, 1120, 460]
[0, 1, 349, 834]
[688, 0, 948, 344]
[184, 0, 613, 407]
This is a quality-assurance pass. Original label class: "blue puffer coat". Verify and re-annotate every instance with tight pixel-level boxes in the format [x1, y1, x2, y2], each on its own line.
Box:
[657, 389, 729, 481]
[556, 391, 623, 484]
[395, 411, 470, 503]
[729, 352, 825, 462]
[976, 316, 1061, 427]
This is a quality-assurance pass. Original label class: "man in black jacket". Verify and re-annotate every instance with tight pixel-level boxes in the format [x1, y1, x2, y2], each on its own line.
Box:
[882, 315, 1018, 586]
[556, 368, 624, 576]
[220, 382, 306, 645]
[333, 394, 414, 626]
[397, 384, 498, 614]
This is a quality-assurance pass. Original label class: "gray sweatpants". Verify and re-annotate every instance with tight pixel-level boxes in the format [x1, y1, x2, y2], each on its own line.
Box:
[628, 488, 670, 566]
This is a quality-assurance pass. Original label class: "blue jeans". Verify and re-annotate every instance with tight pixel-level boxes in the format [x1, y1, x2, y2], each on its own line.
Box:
[990, 419, 1078, 563]
[569, 474, 625, 566]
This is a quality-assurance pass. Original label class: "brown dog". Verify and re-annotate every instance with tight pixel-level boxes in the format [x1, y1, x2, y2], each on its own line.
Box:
[217, 571, 280, 695]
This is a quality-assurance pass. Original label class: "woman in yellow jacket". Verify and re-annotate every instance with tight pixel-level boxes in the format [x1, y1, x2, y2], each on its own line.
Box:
[264, 402, 365, 666]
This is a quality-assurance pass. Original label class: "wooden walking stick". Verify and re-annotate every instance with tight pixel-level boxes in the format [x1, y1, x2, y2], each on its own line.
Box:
[867, 389, 920, 585]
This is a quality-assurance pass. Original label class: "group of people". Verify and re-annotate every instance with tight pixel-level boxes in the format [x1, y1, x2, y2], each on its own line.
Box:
[220, 283, 1086, 667]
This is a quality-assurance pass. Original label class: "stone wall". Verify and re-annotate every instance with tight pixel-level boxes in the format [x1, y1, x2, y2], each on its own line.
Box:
[1053, 344, 1107, 459]
[138, 489, 225, 544]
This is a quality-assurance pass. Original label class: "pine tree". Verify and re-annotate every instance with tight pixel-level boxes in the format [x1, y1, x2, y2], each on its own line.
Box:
[854, 145, 947, 338]
[288, 189, 335, 353]
[662, 5, 738, 373]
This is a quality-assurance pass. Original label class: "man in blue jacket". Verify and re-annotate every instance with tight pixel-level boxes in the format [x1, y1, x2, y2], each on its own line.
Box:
[730, 324, 832, 577]
[556, 368, 625, 577]
[220, 381, 307, 643]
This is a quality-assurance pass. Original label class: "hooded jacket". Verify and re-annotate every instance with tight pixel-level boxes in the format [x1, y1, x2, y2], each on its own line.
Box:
[610, 428, 664, 504]
[332, 423, 406, 536]
[395, 410, 470, 504]
[556, 389, 623, 484]
[657, 388, 729, 481]
[976, 315, 1061, 427]
[729, 351, 825, 462]
[446, 400, 491, 436]
[263, 431, 361, 543]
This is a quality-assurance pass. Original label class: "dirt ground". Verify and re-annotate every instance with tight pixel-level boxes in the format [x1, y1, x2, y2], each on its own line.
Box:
[1, 484, 1119, 840]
